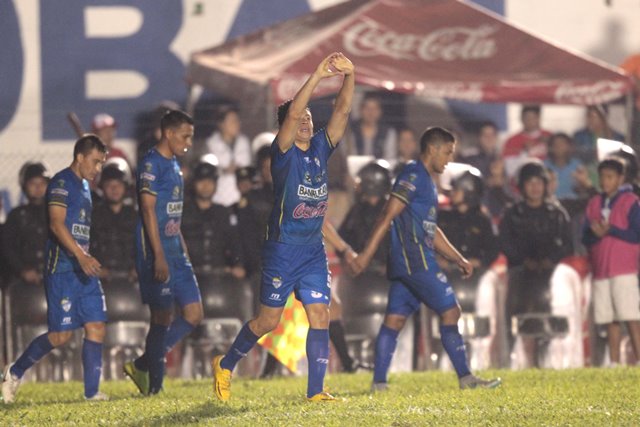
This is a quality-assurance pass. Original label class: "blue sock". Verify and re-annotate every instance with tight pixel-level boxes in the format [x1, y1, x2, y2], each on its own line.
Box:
[440, 324, 471, 378]
[145, 323, 168, 394]
[10, 333, 54, 379]
[82, 339, 103, 398]
[373, 324, 399, 384]
[220, 322, 260, 371]
[164, 317, 196, 354]
[306, 328, 329, 398]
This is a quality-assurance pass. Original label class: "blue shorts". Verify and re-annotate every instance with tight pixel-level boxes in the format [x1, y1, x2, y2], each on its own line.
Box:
[260, 240, 330, 307]
[45, 271, 107, 332]
[136, 255, 201, 310]
[387, 268, 458, 317]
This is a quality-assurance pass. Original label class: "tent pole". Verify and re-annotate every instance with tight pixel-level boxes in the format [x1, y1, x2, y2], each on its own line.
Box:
[626, 92, 634, 146]
[265, 84, 275, 131]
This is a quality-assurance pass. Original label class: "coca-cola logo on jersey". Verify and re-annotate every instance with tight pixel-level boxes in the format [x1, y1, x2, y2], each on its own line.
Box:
[343, 19, 498, 61]
[164, 219, 181, 237]
[292, 201, 328, 219]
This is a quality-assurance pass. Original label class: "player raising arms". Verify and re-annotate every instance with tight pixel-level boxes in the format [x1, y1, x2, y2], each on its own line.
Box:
[350, 127, 502, 391]
[212, 52, 355, 402]
[2, 135, 108, 402]
[123, 110, 203, 395]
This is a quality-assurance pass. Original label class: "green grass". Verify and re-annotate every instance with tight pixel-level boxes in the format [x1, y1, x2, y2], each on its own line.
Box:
[2, 368, 639, 426]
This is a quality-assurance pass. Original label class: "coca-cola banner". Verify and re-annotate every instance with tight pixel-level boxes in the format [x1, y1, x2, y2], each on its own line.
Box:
[189, 0, 632, 105]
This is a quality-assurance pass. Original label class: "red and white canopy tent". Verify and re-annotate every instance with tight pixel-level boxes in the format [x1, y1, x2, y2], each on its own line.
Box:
[187, 0, 634, 128]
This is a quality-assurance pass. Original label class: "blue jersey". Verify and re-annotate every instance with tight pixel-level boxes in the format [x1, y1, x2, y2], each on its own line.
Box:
[136, 148, 184, 259]
[266, 129, 335, 245]
[45, 168, 93, 274]
[388, 161, 439, 279]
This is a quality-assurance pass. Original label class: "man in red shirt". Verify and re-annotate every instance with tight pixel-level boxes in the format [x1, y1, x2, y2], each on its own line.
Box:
[502, 105, 552, 179]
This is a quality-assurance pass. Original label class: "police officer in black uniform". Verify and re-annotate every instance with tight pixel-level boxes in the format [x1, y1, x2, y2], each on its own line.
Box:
[499, 160, 573, 367]
[438, 169, 499, 309]
[232, 166, 262, 278]
[90, 158, 137, 282]
[181, 158, 245, 278]
[3, 162, 50, 287]
[339, 161, 391, 276]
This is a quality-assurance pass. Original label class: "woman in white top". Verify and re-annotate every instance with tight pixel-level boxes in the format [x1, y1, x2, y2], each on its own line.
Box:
[206, 106, 252, 206]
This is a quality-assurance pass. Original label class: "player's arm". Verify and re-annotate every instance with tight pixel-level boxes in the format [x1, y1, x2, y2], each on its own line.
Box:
[352, 196, 406, 275]
[275, 53, 341, 153]
[48, 204, 101, 277]
[322, 218, 356, 260]
[139, 192, 169, 283]
[434, 226, 473, 278]
[325, 53, 355, 146]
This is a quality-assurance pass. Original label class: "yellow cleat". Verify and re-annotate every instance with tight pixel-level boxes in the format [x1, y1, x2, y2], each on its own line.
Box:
[211, 355, 232, 401]
[306, 391, 341, 402]
[123, 361, 149, 396]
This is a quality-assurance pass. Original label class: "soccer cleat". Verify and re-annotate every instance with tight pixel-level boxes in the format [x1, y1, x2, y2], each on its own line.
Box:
[211, 355, 232, 401]
[459, 374, 502, 390]
[370, 382, 389, 392]
[306, 391, 339, 402]
[85, 391, 109, 401]
[2, 364, 21, 404]
[123, 361, 149, 396]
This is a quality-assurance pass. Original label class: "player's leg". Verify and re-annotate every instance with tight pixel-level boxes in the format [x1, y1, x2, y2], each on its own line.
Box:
[144, 309, 172, 394]
[212, 303, 285, 401]
[328, 283, 357, 372]
[78, 276, 108, 400]
[372, 280, 419, 390]
[302, 302, 330, 400]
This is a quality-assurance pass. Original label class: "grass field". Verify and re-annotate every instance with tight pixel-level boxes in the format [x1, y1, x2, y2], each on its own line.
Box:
[1, 368, 639, 426]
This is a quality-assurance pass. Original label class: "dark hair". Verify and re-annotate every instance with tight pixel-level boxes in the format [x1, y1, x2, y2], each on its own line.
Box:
[419, 127, 455, 153]
[256, 145, 271, 168]
[215, 105, 239, 124]
[160, 109, 193, 134]
[361, 92, 382, 106]
[598, 157, 625, 176]
[277, 99, 305, 128]
[548, 132, 573, 147]
[517, 160, 549, 192]
[478, 120, 498, 133]
[73, 134, 107, 160]
[521, 105, 541, 118]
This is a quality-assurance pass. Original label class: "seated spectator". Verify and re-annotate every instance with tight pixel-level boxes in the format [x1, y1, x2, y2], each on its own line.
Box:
[2, 162, 50, 286]
[544, 133, 584, 200]
[499, 160, 573, 368]
[502, 105, 551, 179]
[583, 158, 640, 367]
[90, 159, 137, 282]
[181, 158, 245, 278]
[573, 105, 624, 167]
[346, 92, 397, 161]
[206, 106, 251, 207]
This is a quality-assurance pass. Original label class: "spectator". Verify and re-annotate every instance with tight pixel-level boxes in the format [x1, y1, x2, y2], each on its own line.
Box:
[393, 127, 419, 175]
[544, 133, 584, 200]
[90, 159, 137, 282]
[583, 158, 640, 366]
[246, 145, 274, 236]
[232, 166, 263, 278]
[206, 106, 251, 207]
[499, 160, 573, 368]
[502, 105, 551, 179]
[463, 121, 501, 179]
[181, 158, 245, 278]
[92, 113, 131, 166]
[346, 92, 397, 161]
[2, 162, 50, 286]
[573, 105, 624, 167]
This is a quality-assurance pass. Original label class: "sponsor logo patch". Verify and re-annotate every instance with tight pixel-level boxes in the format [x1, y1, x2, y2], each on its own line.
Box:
[167, 201, 183, 215]
[61, 298, 71, 312]
[164, 219, 181, 236]
[71, 224, 90, 239]
[297, 183, 327, 200]
[272, 276, 282, 289]
[269, 293, 281, 301]
[141, 172, 156, 182]
[310, 291, 323, 299]
[62, 316, 72, 325]
[51, 188, 68, 196]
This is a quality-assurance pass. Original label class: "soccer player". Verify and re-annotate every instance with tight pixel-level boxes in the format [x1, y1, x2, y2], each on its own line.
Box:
[211, 52, 354, 402]
[2, 135, 108, 402]
[350, 127, 502, 391]
[123, 110, 203, 395]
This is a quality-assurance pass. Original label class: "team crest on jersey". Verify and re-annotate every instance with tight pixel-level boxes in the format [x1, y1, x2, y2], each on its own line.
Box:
[79, 209, 86, 223]
[428, 207, 436, 218]
[304, 157, 311, 163]
[314, 157, 320, 167]
[408, 173, 417, 182]
[57, 179, 65, 188]
[304, 171, 312, 184]
[272, 276, 282, 289]
[145, 162, 153, 172]
[172, 186, 180, 200]
[314, 171, 325, 183]
[61, 298, 72, 313]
